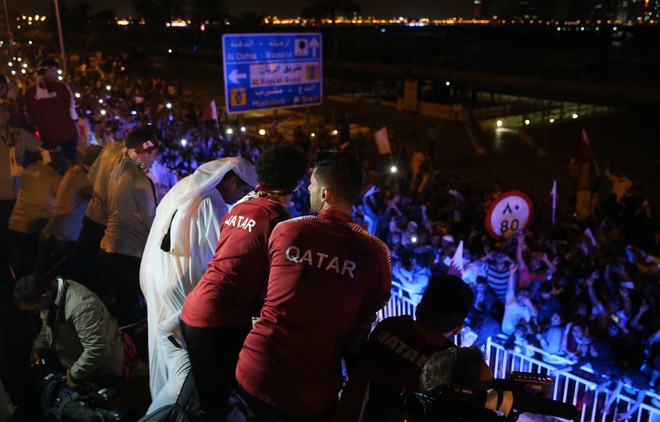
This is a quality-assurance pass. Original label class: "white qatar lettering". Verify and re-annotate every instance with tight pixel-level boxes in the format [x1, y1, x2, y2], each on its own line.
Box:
[224, 214, 256, 232]
[300, 250, 313, 265]
[325, 257, 340, 273]
[316, 252, 328, 268]
[286, 246, 301, 262]
[34, 90, 59, 100]
[284, 245, 357, 278]
[342, 260, 356, 278]
[375, 330, 429, 367]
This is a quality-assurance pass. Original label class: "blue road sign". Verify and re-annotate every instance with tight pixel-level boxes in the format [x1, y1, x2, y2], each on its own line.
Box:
[222, 33, 323, 114]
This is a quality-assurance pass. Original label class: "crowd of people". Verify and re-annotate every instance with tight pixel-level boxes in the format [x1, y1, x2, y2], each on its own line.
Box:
[0, 39, 659, 421]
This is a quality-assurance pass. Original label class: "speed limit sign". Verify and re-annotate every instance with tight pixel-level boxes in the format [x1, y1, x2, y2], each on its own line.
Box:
[485, 191, 534, 239]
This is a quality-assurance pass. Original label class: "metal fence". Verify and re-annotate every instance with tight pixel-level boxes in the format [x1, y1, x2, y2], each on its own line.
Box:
[379, 288, 660, 421]
[485, 336, 660, 421]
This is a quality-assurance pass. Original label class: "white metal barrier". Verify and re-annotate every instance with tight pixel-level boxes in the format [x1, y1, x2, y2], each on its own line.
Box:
[377, 281, 417, 321]
[380, 290, 660, 421]
[486, 336, 660, 422]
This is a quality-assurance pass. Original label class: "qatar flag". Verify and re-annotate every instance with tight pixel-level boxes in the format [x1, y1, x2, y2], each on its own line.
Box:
[447, 240, 464, 278]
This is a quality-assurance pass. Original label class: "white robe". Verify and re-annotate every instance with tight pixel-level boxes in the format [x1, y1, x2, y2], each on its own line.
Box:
[139, 158, 255, 405]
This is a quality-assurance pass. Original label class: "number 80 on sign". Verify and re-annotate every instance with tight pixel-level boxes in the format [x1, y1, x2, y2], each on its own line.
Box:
[485, 191, 534, 239]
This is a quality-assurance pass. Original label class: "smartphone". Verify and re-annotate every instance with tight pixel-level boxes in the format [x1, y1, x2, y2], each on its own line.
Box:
[611, 314, 620, 323]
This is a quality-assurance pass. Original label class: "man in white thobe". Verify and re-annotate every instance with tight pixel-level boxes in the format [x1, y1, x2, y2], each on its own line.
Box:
[139, 157, 257, 412]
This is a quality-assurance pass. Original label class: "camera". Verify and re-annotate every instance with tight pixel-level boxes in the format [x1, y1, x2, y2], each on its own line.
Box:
[392, 372, 576, 422]
[40, 372, 129, 421]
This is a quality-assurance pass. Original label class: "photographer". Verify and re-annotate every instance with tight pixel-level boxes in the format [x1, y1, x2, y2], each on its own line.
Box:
[13, 274, 124, 389]
[411, 346, 498, 422]
[333, 275, 492, 421]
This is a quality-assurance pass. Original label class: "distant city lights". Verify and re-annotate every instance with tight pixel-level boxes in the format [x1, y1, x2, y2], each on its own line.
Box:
[390, 165, 398, 173]
[496, 120, 503, 127]
[524, 119, 530, 125]
[94, 13, 657, 29]
[258, 129, 266, 136]
[180, 139, 187, 146]
[240, 127, 247, 132]
[166, 103, 172, 109]
[226, 128, 233, 135]
[572, 114, 579, 119]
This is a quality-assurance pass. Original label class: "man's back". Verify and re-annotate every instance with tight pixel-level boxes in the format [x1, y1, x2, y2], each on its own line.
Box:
[42, 164, 92, 242]
[86, 141, 123, 226]
[236, 209, 391, 415]
[9, 161, 62, 233]
[333, 316, 455, 422]
[25, 79, 78, 145]
[181, 195, 290, 328]
[101, 161, 156, 257]
[34, 280, 124, 384]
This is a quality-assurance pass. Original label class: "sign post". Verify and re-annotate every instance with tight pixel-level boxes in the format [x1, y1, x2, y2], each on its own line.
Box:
[222, 33, 323, 114]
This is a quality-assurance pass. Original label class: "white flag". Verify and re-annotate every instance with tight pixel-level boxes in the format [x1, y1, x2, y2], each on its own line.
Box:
[373, 127, 391, 155]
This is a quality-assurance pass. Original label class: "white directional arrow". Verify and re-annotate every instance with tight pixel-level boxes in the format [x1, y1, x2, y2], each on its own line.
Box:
[309, 37, 320, 57]
[228, 69, 247, 84]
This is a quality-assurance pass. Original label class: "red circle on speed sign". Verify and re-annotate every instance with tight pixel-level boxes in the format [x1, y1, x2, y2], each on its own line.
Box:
[485, 191, 534, 239]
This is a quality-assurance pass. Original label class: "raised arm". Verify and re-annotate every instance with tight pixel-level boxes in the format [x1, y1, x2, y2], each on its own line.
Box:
[505, 262, 518, 303]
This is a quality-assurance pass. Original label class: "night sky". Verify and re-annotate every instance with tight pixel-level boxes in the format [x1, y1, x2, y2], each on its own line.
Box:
[17, 0, 474, 19]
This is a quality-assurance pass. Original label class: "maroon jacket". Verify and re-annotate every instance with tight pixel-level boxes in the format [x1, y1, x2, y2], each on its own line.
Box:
[236, 209, 391, 415]
[25, 79, 78, 145]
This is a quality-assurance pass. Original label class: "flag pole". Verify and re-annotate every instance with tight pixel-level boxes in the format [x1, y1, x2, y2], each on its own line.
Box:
[2, 0, 11, 56]
[53, 0, 68, 76]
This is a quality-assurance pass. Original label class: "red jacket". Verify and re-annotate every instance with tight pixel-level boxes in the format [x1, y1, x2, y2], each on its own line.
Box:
[236, 209, 391, 415]
[25, 79, 78, 145]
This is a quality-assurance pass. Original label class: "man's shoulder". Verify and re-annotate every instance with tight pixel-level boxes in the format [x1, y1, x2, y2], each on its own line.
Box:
[45, 79, 71, 90]
[65, 280, 101, 310]
[343, 221, 390, 256]
[233, 196, 289, 219]
[373, 315, 415, 333]
[273, 213, 315, 227]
